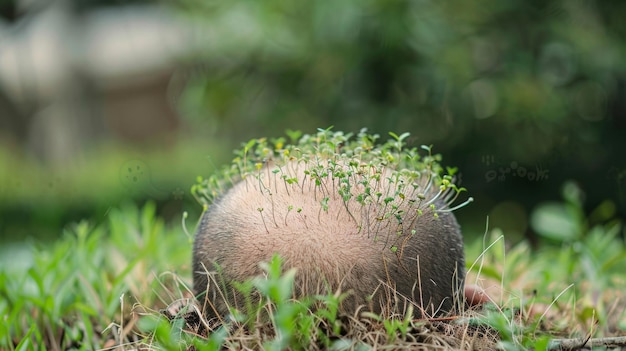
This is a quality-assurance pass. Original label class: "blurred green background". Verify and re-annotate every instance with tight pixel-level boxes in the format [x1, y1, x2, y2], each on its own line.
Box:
[1, 0, 625, 247]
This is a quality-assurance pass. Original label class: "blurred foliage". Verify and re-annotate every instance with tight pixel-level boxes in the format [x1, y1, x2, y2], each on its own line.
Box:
[530, 182, 625, 282]
[175, 0, 625, 155]
[2, 0, 625, 242]
[170, 0, 626, 237]
[0, 139, 230, 242]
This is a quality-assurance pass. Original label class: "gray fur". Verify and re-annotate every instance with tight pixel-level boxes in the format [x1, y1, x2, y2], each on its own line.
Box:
[192, 161, 465, 318]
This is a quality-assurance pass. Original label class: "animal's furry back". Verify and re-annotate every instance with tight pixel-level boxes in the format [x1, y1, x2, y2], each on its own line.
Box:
[193, 160, 465, 317]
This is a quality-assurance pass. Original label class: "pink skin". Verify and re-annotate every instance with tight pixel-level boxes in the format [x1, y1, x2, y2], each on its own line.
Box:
[464, 284, 491, 307]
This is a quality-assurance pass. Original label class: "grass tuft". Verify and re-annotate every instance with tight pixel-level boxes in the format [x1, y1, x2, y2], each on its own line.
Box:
[2, 132, 625, 350]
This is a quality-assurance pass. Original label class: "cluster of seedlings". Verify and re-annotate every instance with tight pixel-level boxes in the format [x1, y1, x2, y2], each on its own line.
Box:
[192, 128, 471, 258]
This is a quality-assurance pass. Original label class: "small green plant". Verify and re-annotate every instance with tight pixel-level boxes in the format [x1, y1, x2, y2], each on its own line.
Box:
[138, 311, 228, 351]
[252, 255, 314, 350]
[382, 308, 414, 342]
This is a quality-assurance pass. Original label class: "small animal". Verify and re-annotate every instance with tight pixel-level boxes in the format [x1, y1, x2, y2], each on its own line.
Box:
[193, 158, 466, 318]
